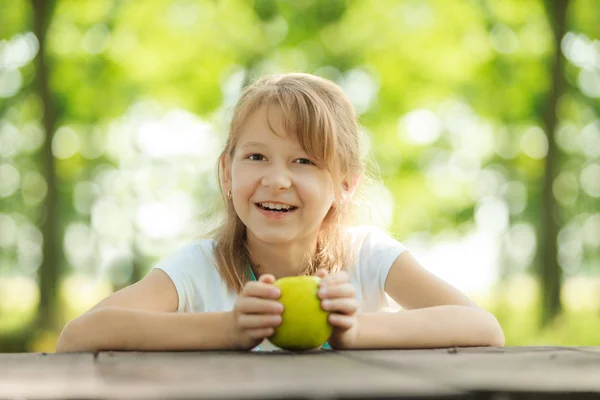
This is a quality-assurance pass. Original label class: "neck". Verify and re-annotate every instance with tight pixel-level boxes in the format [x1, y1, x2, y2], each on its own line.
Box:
[246, 232, 319, 279]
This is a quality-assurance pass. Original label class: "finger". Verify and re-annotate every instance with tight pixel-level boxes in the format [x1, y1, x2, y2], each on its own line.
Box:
[243, 281, 281, 299]
[237, 297, 283, 314]
[258, 273, 276, 284]
[238, 314, 282, 329]
[321, 270, 350, 286]
[247, 327, 275, 340]
[318, 283, 355, 299]
[315, 269, 328, 278]
[321, 298, 358, 315]
[328, 314, 355, 330]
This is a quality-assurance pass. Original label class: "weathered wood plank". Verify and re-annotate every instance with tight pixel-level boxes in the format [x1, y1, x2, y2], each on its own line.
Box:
[92, 350, 466, 399]
[339, 347, 600, 394]
[0, 352, 101, 399]
[2, 348, 599, 399]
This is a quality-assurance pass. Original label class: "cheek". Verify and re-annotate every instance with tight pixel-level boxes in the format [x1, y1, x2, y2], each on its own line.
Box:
[231, 165, 255, 189]
[300, 176, 335, 206]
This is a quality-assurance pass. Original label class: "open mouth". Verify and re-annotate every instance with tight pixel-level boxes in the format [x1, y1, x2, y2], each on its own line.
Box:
[256, 203, 298, 213]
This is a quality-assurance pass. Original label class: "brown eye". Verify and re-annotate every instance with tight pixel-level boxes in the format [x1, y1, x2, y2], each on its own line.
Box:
[295, 158, 314, 165]
[247, 154, 265, 161]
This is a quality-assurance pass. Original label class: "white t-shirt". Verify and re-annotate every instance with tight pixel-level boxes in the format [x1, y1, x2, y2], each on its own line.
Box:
[153, 225, 408, 314]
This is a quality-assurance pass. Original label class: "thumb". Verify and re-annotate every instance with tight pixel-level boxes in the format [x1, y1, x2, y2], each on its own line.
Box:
[259, 273, 276, 284]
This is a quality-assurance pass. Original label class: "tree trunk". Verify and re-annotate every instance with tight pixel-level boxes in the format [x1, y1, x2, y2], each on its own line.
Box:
[538, 0, 568, 327]
[31, 0, 60, 333]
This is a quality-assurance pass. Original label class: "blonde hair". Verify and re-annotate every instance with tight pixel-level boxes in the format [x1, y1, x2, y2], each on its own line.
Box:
[212, 72, 366, 293]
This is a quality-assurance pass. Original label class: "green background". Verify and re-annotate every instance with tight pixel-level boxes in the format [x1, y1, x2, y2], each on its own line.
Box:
[0, 0, 599, 352]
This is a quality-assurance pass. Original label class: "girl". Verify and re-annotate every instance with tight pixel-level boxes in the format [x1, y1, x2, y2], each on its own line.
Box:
[56, 73, 504, 352]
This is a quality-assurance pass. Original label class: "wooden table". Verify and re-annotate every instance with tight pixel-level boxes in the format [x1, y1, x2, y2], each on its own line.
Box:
[2, 347, 600, 399]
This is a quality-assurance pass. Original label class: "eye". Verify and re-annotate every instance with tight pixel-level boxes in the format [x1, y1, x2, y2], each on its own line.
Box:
[295, 158, 315, 165]
[246, 153, 265, 161]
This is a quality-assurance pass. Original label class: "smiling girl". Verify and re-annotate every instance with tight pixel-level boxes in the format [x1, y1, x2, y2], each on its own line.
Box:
[56, 73, 504, 352]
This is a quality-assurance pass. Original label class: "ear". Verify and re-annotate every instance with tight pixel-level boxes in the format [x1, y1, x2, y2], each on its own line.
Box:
[220, 154, 232, 190]
[341, 174, 360, 201]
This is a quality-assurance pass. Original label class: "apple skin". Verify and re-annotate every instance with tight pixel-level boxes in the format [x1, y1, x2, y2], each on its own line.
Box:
[268, 276, 332, 350]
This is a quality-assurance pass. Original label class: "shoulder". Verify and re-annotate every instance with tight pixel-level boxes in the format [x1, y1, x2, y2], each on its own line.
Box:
[345, 225, 406, 251]
[153, 238, 216, 275]
[343, 225, 409, 311]
[152, 238, 223, 312]
[344, 224, 409, 276]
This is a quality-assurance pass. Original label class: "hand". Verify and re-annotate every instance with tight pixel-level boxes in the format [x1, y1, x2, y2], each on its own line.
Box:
[315, 269, 359, 349]
[229, 274, 283, 350]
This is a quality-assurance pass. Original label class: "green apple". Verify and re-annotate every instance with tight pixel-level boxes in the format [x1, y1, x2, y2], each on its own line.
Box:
[269, 276, 332, 350]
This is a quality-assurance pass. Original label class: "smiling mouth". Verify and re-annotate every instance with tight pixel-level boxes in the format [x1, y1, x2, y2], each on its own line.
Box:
[255, 203, 298, 213]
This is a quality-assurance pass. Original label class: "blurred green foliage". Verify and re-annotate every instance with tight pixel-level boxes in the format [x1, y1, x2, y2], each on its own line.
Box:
[0, 0, 598, 352]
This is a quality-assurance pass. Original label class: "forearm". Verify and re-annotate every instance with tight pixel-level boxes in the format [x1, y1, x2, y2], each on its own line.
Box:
[56, 307, 234, 352]
[351, 305, 504, 349]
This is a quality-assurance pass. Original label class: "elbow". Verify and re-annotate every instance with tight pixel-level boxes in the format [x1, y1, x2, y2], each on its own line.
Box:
[482, 310, 505, 347]
[55, 311, 103, 353]
[490, 326, 506, 348]
[56, 319, 83, 353]
[487, 327, 505, 348]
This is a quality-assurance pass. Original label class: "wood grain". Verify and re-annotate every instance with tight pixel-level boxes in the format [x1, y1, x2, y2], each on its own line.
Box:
[1, 347, 599, 399]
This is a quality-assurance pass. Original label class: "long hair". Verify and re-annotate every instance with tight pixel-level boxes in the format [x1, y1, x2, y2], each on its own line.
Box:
[211, 73, 365, 293]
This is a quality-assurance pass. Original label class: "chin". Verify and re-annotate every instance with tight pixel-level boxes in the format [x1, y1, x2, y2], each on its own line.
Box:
[251, 230, 297, 244]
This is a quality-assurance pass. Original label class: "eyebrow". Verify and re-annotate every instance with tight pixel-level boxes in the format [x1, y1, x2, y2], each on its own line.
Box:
[239, 141, 268, 150]
[239, 140, 306, 154]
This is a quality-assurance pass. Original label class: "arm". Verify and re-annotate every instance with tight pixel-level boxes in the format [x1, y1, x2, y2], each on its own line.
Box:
[56, 269, 234, 352]
[352, 305, 504, 349]
[334, 251, 504, 349]
[56, 307, 235, 352]
[57, 269, 284, 352]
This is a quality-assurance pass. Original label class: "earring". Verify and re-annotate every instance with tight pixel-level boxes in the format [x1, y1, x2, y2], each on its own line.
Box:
[227, 190, 232, 200]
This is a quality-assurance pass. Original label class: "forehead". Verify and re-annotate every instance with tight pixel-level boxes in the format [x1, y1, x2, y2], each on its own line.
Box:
[236, 105, 302, 151]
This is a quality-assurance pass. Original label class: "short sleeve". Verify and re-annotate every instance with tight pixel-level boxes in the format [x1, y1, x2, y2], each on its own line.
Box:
[356, 226, 409, 297]
[152, 241, 205, 312]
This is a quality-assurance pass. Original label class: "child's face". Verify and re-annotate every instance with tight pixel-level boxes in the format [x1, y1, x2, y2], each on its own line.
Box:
[227, 105, 336, 246]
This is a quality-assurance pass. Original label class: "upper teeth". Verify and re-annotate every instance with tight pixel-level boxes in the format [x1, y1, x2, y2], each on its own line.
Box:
[260, 202, 293, 210]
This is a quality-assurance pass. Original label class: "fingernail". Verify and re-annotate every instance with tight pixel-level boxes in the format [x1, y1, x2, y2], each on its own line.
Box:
[318, 288, 327, 297]
[322, 300, 331, 309]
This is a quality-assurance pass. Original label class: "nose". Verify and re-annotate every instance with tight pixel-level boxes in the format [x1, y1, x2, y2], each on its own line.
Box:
[261, 164, 292, 191]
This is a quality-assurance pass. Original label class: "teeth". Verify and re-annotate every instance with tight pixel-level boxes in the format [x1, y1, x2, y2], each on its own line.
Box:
[260, 202, 293, 210]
